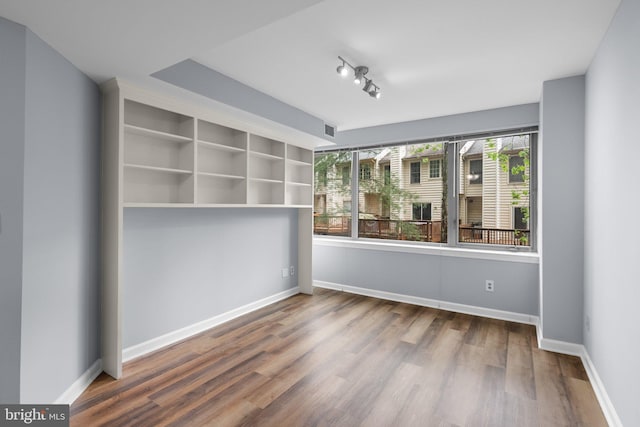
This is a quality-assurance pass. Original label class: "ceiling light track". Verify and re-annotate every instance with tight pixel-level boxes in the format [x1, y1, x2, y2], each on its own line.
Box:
[336, 56, 381, 99]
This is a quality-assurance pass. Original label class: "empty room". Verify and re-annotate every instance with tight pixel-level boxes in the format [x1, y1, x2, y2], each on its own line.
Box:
[0, 0, 638, 426]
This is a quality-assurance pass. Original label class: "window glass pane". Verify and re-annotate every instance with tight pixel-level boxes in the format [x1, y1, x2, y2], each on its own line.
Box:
[458, 135, 531, 246]
[313, 152, 352, 237]
[429, 159, 441, 178]
[410, 162, 420, 184]
[357, 144, 446, 243]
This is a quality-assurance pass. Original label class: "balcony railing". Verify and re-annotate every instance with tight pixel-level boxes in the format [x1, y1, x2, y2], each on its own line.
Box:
[459, 226, 529, 246]
[313, 215, 351, 236]
[313, 216, 441, 242]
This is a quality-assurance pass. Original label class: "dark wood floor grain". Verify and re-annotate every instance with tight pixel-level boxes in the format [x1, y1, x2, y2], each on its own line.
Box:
[71, 289, 607, 426]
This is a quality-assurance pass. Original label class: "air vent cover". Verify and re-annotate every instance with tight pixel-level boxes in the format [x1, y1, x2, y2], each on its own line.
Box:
[324, 123, 336, 138]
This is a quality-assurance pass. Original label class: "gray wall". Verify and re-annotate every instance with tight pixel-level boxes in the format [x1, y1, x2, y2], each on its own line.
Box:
[0, 16, 26, 404]
[314, 244, 539, 315]
[0, 16, 101, 404]
[123, 208, 299, 348]
[584, 0, 640, 425]
[153, 59, 330, 142]
[19, 30, 101, 403]
[538, 76, 585, 344]
[335, 103, 539, 147]
[313, 103, 540, 317]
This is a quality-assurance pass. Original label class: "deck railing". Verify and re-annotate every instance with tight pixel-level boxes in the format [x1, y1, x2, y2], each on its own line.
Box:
[459, 226, 529, 246]
[313, 216, 441, 242]
[314, 217, 529, 246]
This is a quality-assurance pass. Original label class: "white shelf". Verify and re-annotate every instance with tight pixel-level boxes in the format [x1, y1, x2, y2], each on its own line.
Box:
[125, 163, 192, 175]
[197, 140, 245, 153]
[250, 151, 283, 161]
[250, 177, 284, 184]
[286, 158, 312, 166]
[287, 181, 312, 187]
[125, 124, 192, 143]
[198, 171, 245, 180]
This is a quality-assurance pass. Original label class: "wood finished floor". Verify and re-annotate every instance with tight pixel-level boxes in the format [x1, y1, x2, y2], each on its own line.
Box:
[71, 289, 607, 426]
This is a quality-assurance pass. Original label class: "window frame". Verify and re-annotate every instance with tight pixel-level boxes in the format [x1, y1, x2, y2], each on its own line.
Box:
[429, 159, 441, 179]
[410, 161, 421, 184]
[313, 130, 537, 253]
[412, 202, 432, 221]
[508, 155, 525, 183]
[468, 159, 483, 184]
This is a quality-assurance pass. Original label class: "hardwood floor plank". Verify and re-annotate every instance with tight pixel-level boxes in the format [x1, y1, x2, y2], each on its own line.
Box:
[71, 290, 606, 427]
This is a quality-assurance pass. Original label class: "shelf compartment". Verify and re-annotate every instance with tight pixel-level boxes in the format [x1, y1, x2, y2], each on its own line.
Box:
[286, 162, 313, 186]
[125, 129, 194, 172]
[287, 145, 313, 164]
[197, 174, 246, 204]
[247, 180, 284, 205]
[198, 145, 246, 178]
[198, 120, 247, 150]
[123, 166, 194, 204]
[249, 134, 284, 158]
[286, 183, 313, 206]
[125, 124, 192, 143]
[249, 155, 284, 182]
[124, 100, 193, 139]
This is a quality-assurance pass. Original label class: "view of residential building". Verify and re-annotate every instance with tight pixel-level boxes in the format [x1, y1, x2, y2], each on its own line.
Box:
[314, 135, 531, 245]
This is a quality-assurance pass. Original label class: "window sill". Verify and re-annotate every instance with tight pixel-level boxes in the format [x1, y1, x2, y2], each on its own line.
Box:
[313, 236, 539, 264]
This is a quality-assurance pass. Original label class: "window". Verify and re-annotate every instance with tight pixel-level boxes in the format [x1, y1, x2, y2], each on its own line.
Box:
[313, 152, 352, 237]
[313, 132, 535, 249]
[458, 135, 532, 247]
[341, 165, 351, 185]
[514, 207, 528, 230]
[410, 162, 420, 184]
[469, 159, 483, 184]
[317, 169, 328, 186]
[360, 163, 371, 180]
[429, 159, 441, 178]
[412, 203, 432, 221]
[509, 155, 525, 183]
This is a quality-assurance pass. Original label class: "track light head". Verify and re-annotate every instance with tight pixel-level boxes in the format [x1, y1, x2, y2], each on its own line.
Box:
[336, 63, 348, 77]
[353, 66, 368, 85]
[363, 79, 374, 92]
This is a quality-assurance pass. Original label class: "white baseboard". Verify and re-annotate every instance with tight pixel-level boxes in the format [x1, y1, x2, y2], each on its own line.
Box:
[580, 349, 623, 427]
[537, 336, 584, 357]
[54, 359, 102, 405]
[316, 280, 622, 426]
[313, 281, 539, 325]
[123, 287, 300, 363]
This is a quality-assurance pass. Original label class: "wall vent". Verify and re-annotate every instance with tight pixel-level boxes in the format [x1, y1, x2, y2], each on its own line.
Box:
[324, 123, 336, 138]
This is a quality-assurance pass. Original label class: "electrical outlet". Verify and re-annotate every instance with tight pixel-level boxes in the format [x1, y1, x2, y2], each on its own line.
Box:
[585, 315, 591, 332]
[485, 279, 495, 292]
[290, 266, 295, 276]
[282, 268, 289, 278]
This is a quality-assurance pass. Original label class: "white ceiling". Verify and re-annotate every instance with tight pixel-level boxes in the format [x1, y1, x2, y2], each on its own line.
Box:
[0, 0, 620, 131]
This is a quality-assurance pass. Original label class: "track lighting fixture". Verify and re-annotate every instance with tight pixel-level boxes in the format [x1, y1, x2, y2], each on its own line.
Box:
[336, 59, 348, 77]
[335, 56, 381, 99]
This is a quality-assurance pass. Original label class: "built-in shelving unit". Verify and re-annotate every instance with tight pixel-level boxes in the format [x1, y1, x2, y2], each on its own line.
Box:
[101, 79, 320, 381]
